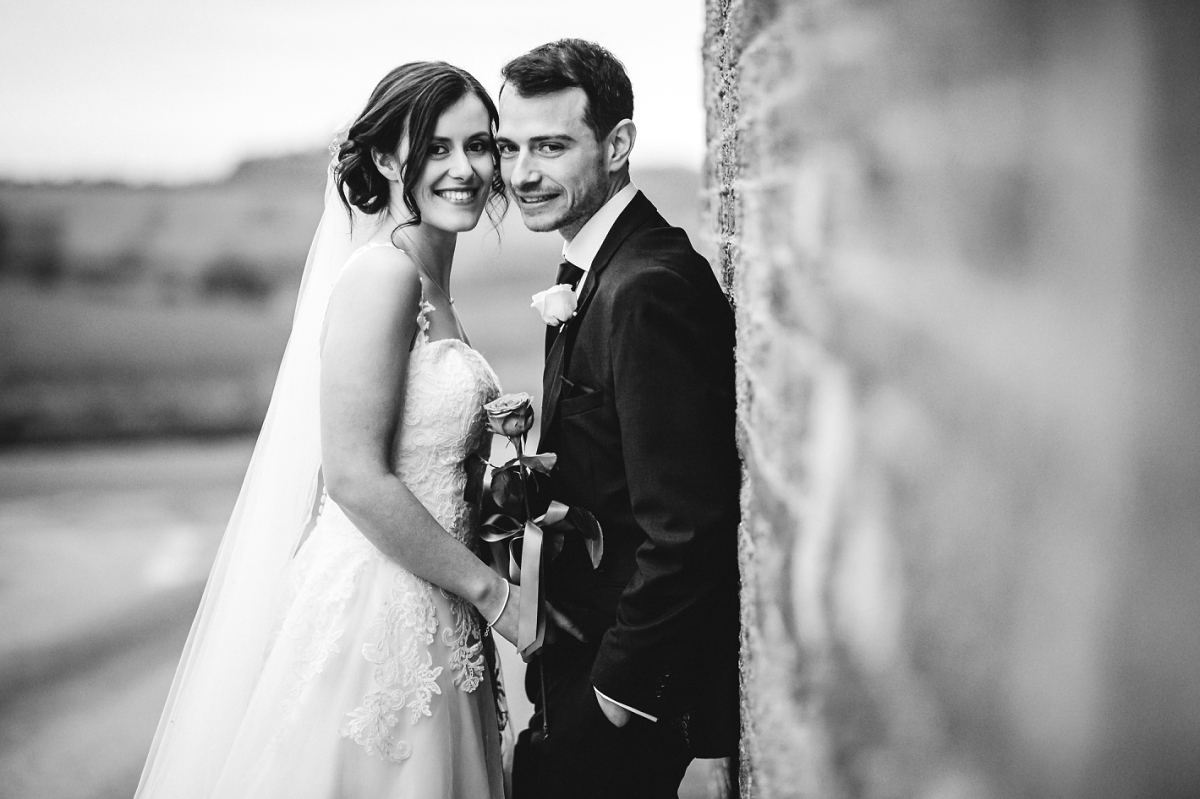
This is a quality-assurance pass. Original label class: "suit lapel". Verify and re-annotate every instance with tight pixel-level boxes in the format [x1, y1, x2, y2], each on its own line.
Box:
[540, 315, 568, 439]
[539, 192, 658, 445]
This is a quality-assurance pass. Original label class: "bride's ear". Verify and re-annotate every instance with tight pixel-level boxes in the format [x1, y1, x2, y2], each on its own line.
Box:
[372, 148, 402, 182]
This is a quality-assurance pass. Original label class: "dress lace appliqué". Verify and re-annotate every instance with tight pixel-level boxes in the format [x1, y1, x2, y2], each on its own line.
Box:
[342, 572, 443, 762]
[442, 588, 486, 692]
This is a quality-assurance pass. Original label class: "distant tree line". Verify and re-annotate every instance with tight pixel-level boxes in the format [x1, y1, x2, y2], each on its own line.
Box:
[0, 209, 66, 285]
[0, 207, 289, 302]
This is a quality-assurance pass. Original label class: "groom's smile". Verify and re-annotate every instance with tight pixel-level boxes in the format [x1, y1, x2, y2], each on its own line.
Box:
[515, 192, 556, 206]
[513, 190, 568, 220]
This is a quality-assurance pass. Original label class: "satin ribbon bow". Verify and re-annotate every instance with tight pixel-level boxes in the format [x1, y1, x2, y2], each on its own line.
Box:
[480, 500, 603, 660]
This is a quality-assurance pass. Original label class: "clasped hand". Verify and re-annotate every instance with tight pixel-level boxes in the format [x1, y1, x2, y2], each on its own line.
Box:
[487, 583, 588, 653]
[488, 582, 522, 644]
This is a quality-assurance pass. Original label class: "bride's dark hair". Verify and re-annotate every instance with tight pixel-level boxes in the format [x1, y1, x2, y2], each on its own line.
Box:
[334, 62, 507, 228]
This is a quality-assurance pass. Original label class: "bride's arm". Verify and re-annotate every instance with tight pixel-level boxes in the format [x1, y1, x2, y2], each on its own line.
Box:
[319, 248, 520, 640]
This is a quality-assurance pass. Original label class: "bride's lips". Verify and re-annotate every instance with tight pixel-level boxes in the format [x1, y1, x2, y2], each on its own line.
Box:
[433, 187, 481, 205]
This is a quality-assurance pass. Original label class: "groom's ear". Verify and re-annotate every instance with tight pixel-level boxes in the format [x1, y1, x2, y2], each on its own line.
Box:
[605, 119, 636, 174]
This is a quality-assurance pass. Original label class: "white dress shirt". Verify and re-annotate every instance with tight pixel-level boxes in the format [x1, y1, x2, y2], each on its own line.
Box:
[556, 181, 658, 724]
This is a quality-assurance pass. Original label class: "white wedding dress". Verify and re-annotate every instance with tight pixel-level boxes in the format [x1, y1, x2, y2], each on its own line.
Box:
[205, 247, 507, 798]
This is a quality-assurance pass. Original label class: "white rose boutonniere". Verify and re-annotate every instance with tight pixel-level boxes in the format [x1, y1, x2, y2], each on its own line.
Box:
[531, 284, 578, 327]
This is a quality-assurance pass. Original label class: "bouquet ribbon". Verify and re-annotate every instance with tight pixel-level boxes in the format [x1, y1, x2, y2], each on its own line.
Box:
[481, 500, 599, 660]
[516, 520, 545, 656]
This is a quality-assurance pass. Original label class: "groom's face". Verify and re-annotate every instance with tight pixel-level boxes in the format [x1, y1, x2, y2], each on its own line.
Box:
[497, 87, 609, 237]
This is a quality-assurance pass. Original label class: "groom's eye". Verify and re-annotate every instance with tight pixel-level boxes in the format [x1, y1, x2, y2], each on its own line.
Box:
[497, 142, 518, 157]
[537, 142, 564, 156]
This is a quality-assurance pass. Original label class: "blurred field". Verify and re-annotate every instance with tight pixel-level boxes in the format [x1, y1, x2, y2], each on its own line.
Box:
[0, 154, 704, 444]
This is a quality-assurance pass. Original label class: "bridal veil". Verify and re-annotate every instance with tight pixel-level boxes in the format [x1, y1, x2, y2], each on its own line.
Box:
[135, 160, 375, 798]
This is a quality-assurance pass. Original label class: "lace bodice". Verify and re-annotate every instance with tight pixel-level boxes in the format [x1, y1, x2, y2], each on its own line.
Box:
[321, 242, 501, 539]
[392, 299, 500, 542]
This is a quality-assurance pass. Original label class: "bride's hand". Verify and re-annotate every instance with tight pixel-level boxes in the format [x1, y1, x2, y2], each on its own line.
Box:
[489, 582, 521, 646]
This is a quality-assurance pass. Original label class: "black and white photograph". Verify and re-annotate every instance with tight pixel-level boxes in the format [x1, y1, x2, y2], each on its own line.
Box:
[1, 1, 1197, 798]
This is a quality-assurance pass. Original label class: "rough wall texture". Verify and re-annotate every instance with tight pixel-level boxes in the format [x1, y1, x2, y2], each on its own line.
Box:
[703, 1, 1200, 797]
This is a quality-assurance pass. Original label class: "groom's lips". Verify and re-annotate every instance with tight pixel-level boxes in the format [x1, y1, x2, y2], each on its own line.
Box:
[516, 193, 557, 207]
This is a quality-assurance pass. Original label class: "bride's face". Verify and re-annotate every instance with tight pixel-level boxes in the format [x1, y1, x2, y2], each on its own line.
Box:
[411, 94, 495, 233]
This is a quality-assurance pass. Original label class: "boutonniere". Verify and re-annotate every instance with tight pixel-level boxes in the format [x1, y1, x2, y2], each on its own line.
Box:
[531, 284, 578, 327]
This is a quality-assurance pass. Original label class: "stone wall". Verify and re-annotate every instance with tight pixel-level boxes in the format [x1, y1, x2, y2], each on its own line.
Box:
[703, 1, 1200, 797]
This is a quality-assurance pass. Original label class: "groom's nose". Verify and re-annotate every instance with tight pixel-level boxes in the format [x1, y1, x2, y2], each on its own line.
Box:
[507, 150, 539, 189]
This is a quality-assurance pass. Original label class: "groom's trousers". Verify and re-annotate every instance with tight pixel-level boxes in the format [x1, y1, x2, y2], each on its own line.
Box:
[513, 637, 692, 799]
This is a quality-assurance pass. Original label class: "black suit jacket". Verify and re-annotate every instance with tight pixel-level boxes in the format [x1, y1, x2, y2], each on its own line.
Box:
[538, 191, 740, 757]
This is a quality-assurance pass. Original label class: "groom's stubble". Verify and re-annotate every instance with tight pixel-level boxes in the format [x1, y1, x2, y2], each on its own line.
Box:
[544, 151, 610, 243]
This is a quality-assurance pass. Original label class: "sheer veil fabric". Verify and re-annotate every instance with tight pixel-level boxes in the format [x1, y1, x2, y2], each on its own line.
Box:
[136, 161, 381, 798]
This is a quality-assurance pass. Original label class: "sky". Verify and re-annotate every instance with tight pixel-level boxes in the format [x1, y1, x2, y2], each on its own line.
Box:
[0, 0, 706, 183]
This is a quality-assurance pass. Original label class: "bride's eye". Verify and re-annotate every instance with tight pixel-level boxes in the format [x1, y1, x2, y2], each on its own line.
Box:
[427, 143, 450, 157]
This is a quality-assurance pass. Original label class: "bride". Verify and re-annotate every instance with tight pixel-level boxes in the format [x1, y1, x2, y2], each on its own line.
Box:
[136, 62, 521, 798]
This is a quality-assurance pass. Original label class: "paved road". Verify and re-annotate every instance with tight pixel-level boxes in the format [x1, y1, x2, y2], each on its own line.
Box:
[0, 440, 725, 799]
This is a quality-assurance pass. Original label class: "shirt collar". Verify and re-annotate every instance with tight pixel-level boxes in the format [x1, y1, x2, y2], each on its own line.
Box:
[562, 181, 639, 274]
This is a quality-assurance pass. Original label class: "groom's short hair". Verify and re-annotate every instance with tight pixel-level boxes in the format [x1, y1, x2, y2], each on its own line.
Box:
[501, 39, 634, 143]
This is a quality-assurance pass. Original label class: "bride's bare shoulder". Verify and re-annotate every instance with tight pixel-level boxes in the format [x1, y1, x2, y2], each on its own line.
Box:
[326, 245, 422, 332]
[341, 243, 419, 285]
[335, 244, 419, 298]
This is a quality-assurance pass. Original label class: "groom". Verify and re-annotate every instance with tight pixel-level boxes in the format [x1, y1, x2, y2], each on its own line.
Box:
[497, 40, 741, 798]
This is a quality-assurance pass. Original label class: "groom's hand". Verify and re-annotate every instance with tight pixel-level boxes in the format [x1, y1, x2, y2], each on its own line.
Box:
[595, 691, 633, 728]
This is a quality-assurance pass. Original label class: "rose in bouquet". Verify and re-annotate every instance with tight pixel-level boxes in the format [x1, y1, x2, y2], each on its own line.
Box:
[485, 392, 536, 438]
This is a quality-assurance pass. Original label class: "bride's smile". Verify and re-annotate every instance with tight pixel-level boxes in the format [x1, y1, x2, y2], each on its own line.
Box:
[434, 187, 481, 204]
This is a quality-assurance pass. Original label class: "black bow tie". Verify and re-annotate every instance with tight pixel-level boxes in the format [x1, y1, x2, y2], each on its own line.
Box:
[556, 260, 585, 291]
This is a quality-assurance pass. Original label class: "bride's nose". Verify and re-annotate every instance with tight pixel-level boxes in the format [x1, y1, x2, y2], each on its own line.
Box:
[448, 147, 474, 179]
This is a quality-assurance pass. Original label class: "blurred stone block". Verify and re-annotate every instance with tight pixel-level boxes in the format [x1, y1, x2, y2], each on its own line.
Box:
[706, 1, 1200, 797]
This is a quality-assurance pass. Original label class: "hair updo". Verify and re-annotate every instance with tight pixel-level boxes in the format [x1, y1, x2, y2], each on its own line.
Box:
[334, 62, 507, 228]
